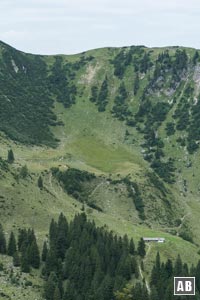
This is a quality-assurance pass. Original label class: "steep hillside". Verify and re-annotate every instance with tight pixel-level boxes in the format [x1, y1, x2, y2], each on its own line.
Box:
[1, 41, 200, 298]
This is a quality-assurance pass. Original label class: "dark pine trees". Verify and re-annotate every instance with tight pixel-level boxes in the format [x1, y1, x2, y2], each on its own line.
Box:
[43, 213, 139, 300]
[7, 231, 17, 256]
[17, 228, 40, 272]
[38, 175, 43, 189]
[0, 223, 6, 254]
[42, 241, 48, 262]
[7, 149, 14, 163]
[137, 238, 146, 258]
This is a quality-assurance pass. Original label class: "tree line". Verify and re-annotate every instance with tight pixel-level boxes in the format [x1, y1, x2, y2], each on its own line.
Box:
[42, 213, 146, 300]
[3, 213, 200, 300]
[0, 224, 40, 272]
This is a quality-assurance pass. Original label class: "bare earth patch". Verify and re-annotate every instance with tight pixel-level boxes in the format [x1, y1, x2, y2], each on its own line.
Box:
[79, 63, 101, 85]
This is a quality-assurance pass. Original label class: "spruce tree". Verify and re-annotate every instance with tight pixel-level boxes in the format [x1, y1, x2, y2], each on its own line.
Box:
[132, 257, 139, 278]
[42, 241, 48, 262]
[134, 72, 140, 95]
[49, 219, 58, 249]
[150, 265, 158, 287]
[165, 259, 173, 278]
[21, 250, 30, 273]
[101, 275, 114, 300]
[155, 252, 161, 273]
[44, 272, 57, 300]
[129, 238, 135, 255]
[53, 286, 61, 300]
[195, 261, 200, 292]
[7, 149, 14, 163]
[137, 238, 146, 258]
[122, 234, 129, 253]
[133, 282, 143, 300]
[193, 51, 199, 65]
[63, 282, 75, 300]
[183, 262, 189, 276]
[44, 247, 59, 276]
[29, 239, 40, 268]
[18, 228, 28, 251]
[56, 213, 68, 259]
[150, 286, 159, 300]
[142, 283, 149, 300]
[13, 251, 20, 267]
[38, 175, 43, 189]
[20, 165, 28, 178]
[7, 231, 17, 256]
[0, 224, 6, 254]
[174, 254, 182, 276]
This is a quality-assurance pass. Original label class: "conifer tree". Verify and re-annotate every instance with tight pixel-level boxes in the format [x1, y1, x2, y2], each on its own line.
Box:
[28, 229, 36, 244]
[150, 286, 159, 300]
[7, 231, 17, 256]
[63, 282, 75, 300]
[195, 261, 200, 292]
[20, 165, 28, 178]
[44, 272, 57, 300]
[174, 254, 183, 276]
[183, 262, 189, 276]
[13, 251, 20, 267]
[165, 259, 173, 278]
[133, 282, 143, 300]
[44, 212, 140, 299]
[97, 76, 109, 112]
[193, 51, 199, 65]
[101, 275, 114, 300]
[53, 286, 61, 300]
[117, 255, 132, 280]
[18, 228, 27, 251]
[163, 281, 173, 300]
[21, 250, 30, 273]
[29, 239, 40, 268]
[155, 252, 161, 273]
[44, 247, 59, 276]
[49, 219, 58, 249]
[137, 238, 146, 258]
[142, 283, 149, 300]
[7, 149, 14, 163]
[150, 265, 158, 287]
[141, 260, 144, 271]
[0, 224, 6, 254]
[115, 285, 133, 300]
[132, 257, 139, 278]
[122, 234, 129, 253]
[42, 241, 48, 262]
[38, 175, 43, 189]
[56, 213, 68, 259]
[134, 72, 140, 95]
[129, 238, 135, 255]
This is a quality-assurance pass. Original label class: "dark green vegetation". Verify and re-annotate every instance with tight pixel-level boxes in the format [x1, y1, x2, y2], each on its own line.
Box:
[0, 223, 40, 272]
[116, 252, 200, 300]
[0, 43, 58, 146]
[111, 177, 145, 219]
[1, 41, 200, 299]
[43, 213, 139, 300]
[2, 214, 200, 300]
[51, 167, 96, 202]
[90, 76, 109, 111]
[148, 252, 200, 300]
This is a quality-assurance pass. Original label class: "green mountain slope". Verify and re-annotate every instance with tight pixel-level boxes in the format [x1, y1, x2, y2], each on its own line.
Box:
[1, 41, 200, 298]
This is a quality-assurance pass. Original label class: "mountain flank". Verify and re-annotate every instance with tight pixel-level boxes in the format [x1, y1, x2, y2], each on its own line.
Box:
[1, 41, 200, 298]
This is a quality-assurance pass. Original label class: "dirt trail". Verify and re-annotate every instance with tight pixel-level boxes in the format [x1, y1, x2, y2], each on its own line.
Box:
[139, 265, 151, 294]
[48, 172, 63, 198]
[138, 243, 151, 294]
[89, 181, 105, 198]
